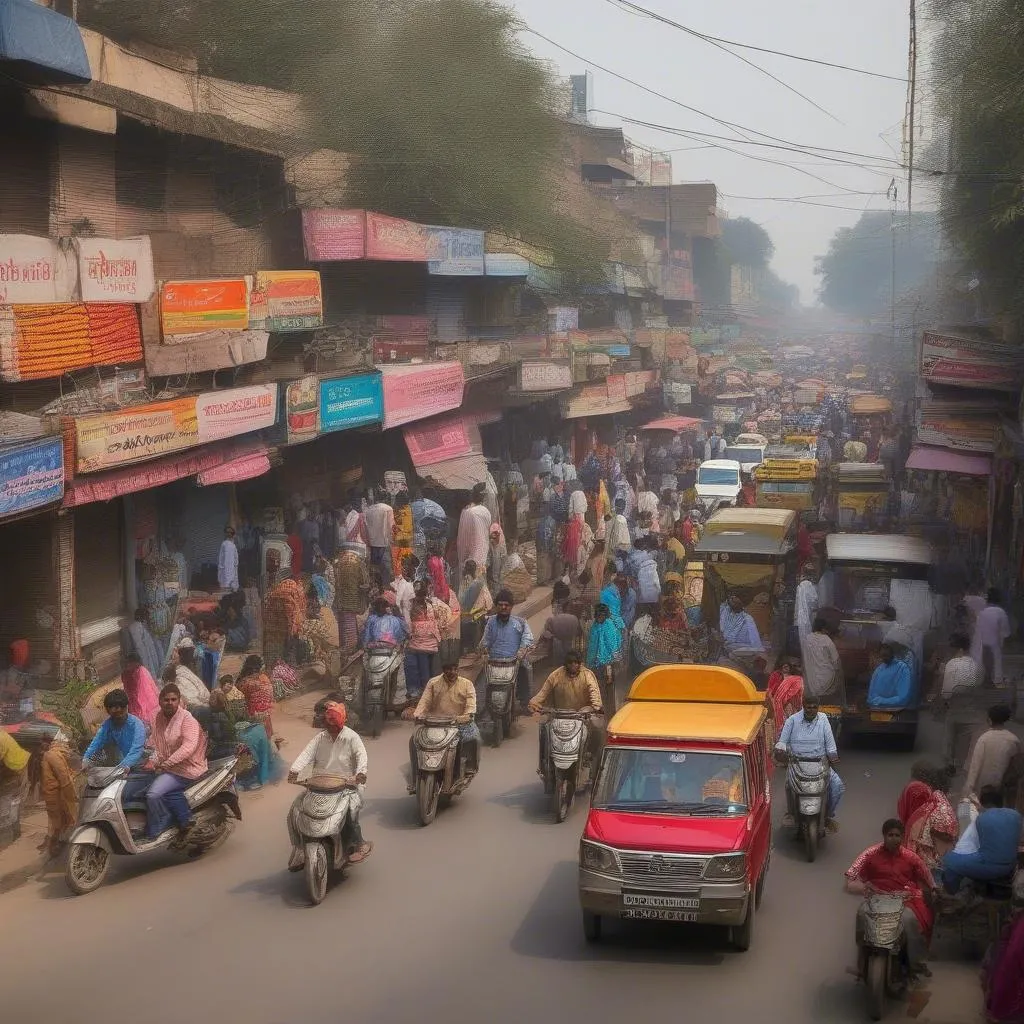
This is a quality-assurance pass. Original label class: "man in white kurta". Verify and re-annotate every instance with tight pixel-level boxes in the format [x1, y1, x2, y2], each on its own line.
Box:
[971, 591, 1012, 686]
[217, 526, 239, 591]
[794, 570, 820, 647]
[457, 487, 492, 574]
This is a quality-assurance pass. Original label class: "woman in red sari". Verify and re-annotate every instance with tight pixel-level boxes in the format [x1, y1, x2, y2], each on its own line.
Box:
[766, 660, 804, 741]
[897, 761, 959, 870]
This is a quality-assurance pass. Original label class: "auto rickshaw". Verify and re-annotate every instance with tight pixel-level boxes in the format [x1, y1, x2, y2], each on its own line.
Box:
[752, 445, 820, 515]
[829, 462, 891, 531]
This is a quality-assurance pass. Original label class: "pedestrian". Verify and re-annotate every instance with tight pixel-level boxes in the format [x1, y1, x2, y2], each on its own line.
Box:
[391, 491, 415, 581]
[218, 524, 239, 591]
[535, 501, 557, 586]
[965, 704, 1022, 799]
[335, 541, 370, 654]
[937, 632, 982, 772]
[364, 493, 396, 585]
[0, 728, 30, 840]
[457, 484, 492, 574]
[794, 565, 820, 648]
[38, 732, 78, 858]
[403, 579, 447, 707]
[971, 588, 1011, 687]
[121, 652, 161, 725]
[237, 654, 276, 740]
[800, 617, 844, 700]
[486, 522, 509, 592]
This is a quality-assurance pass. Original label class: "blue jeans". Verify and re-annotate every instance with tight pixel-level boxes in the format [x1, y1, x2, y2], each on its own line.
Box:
[827, 772, 845, 818]
[370, 546, 392, 585]
[942, 852, 1016, 894]
[404, 651, 434, 700]
[145, 772, 192, 838]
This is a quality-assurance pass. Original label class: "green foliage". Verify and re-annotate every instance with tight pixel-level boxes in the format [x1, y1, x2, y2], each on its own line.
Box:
[721, 217, 774, 269]
[40, 675, 96, 752]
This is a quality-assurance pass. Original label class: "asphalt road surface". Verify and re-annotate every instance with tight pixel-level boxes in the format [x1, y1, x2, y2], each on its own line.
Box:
[0, 706, 949, 1024]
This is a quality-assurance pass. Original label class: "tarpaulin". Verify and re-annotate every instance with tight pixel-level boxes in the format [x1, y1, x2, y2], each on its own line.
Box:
[196, 452, 271, 486]
[641, 415, 704, 432]
[0, 0, 91, 83]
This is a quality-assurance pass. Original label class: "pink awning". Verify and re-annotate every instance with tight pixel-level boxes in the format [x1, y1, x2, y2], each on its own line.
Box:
[197, 452, 271, 486]
[905, 446, 991, 476]
[640, 415, 704, 432]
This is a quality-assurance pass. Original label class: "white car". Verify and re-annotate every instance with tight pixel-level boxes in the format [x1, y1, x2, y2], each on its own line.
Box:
[695, 459, 742, 513]
[723, 442, 767, 475]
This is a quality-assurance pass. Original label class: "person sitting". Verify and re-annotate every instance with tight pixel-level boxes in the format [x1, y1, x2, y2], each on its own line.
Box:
[941, 785, 1022, 894]
[867, 643, 913, 709]
[170, 639, 210, 708]
[410, 659, 481, 786]
[896, 760, 959, 870]
[222, 595, 252, 652]
[480, 589, 535, 711]
[529, 651, 605, 771]
[287, 699, 371, 869]
[82, 689, 148, 770]
[361, 596, 409, 648]
[775, 694, 844, 832]
[719, 593, 764, 654]
[845, 818, 937, 980]
[120, 652, 160, 726]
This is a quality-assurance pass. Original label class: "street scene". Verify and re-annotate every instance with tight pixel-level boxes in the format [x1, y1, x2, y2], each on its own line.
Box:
[1, 1, 1024, 1023]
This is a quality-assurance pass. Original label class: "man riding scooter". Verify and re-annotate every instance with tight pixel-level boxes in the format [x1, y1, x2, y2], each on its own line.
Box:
[409, 659, 481, 789]
[775, 694, 844, 833]
[529, 651, 605, 772]
[479, 589, 534, 711]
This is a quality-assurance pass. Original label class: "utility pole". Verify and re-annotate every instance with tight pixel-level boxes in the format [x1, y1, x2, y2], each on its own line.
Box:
[906, 0, 917, 221]
[888, 179, 899, 349]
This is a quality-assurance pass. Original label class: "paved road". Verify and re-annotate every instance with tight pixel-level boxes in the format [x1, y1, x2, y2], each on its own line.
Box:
[0, 706, 951, 1024]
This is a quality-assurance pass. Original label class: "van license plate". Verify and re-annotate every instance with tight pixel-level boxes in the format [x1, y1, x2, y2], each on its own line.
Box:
[869, 712, 893, 722]
[623, 908, 698, 922]
[623, 893, 700, 910]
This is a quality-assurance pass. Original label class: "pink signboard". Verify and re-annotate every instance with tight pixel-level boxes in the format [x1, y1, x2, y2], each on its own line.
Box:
[404, 414, 473, 467]
[196, 384, 279, 443]
[302, 209, 367, 261]
[365, 213, 428, 261]
[380, 363, 465, 430]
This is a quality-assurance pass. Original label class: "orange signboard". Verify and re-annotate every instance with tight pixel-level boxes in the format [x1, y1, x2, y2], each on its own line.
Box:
[161, 279, 249, 336]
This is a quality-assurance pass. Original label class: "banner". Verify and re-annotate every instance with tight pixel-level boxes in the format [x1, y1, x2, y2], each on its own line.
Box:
[380, 363, 465, 429]
[426, 227, 485, 275]
[365, 213, 428, 261]
[319, 373, 383, 433]
[607, 375, 628, 402]
[484, 253, 529, 277]
[0, 235, 75, 304]
[196, 384, 278, 443]
[404, 414, 472, 466]
[920, 330, 1023, 392]
[285, 375, 320, 444]
[0, 436, 64, 519]
[302, 209, 366, 261]
[161, 279, 249, 336]
[74, 397, 199, 474]
[249, 270, 323, 332]
[519, 361, 572, 392]
[77, 237, 156, 303]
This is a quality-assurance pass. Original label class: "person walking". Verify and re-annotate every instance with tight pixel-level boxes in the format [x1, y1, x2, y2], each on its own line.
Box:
[971, 588, 1011, 687]
[217, 525, 239, 591]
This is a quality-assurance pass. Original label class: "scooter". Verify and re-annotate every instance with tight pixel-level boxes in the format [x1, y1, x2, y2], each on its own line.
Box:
[361, 643, 405, 738]
[857, 891, 909, 1021]
[65, 759, 241, 895]
[483, 658, 519, 747]
[539, 709, 594, 823]
[288, 774, 361, 906]
[786, 754, 831, 862]
[411, 715, 475, 826]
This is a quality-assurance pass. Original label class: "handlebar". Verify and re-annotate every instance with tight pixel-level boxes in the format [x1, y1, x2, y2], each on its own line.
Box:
[541, 709, 595, 719]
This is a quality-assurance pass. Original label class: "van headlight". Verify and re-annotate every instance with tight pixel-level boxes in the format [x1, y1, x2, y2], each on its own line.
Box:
[703, 854, 746, 881]
[580, 840, 620, 874]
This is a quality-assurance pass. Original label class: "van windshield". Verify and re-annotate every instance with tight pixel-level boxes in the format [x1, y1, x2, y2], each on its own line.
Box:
[593, 748, 748, 814]
[698, 467, 740, 487]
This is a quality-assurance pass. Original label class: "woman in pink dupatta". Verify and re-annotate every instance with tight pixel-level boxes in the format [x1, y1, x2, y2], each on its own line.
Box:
[121, 655, 160, 725]
[898, 761, 959, 869]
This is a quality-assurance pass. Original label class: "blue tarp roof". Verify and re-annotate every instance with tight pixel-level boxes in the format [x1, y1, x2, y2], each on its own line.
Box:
[0, 0, 90, 83]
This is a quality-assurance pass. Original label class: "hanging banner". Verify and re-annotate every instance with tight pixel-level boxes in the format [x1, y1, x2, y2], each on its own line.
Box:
[518, 361, 573, 392]
[285, 375, 320, 444]
[365, 213, 428, 261]
[0, 235, 75, 304]
[160, 279, 249, 336]
[77, 236, 156, 303]
[380, 362, 465, 430]
[404, 414, 472, 466]
[0, 436, 64, 519]
[484, 253, 529, 277]
[426, 227, 485, 276]
[920, 330, 1023, 392]
[249, 270, 323, 332]
[319, 373, 383, 433]
[196, 384, 278, 443]
[302, 208, 367, 261]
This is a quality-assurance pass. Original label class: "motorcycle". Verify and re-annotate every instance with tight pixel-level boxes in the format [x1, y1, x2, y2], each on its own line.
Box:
[539, 709, 594, 823]
[483, 658, 519, 747]
[411, 715, 475, 826]
[289, 774, 361, 906]
[65, 758, 241, 896]
[786, 754, 831, 862]
[361, 643, 404, 738]
[857, 891, 910, 1021]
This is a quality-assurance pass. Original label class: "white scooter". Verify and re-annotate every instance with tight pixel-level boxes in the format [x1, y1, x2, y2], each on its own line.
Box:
[66, 759, 241, 895]
[483, 658, 519, 747]
[361, 643, 405, 738]
[786, 754, 832, 862]
[539, 709, 594, 823]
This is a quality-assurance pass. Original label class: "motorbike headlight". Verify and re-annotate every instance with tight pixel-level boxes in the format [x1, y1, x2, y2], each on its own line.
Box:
[703, 853, 746, 881]
[580, 840, 620, 874]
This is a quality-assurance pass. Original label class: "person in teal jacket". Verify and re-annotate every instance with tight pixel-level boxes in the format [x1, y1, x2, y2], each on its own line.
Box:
[867, 643, 913, 708]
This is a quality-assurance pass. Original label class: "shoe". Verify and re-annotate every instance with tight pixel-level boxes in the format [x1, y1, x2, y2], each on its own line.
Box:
[348, 841, 373, 864]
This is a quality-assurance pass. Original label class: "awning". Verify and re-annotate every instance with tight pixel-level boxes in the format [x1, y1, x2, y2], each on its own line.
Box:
[640, 415, 705, 432]
[196, 451, 271, 486]
[905, 446, 991, 476]
[0, 0, 91, 84]
[417, 454, 488, 491]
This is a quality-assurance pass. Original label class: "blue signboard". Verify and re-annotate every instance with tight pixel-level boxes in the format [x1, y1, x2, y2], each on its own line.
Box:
[427, 227, 485, 276]
[319, 373, 383, 433]
[0, 436, 64, 519]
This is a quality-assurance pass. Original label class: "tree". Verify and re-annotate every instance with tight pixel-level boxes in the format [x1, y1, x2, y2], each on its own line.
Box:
[721, 217, 774, 269]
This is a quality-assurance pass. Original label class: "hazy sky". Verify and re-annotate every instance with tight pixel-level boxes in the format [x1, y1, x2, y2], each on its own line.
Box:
[509, 0, 911, 303]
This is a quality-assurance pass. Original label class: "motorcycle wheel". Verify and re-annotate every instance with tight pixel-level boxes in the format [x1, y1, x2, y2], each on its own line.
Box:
[304, 840, 329, 906]
[865, 953, 887, 1021]
[804, 822, 819, 863]
[553, 771, 575, 823]
[416, 774, 441, 826]
[368, 704, 384, 740]
[491, 714, 504, 748]
[65, 844, 110, 896]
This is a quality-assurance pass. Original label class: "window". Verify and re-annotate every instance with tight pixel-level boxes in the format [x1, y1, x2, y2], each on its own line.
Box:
[698, 467, 740, 487]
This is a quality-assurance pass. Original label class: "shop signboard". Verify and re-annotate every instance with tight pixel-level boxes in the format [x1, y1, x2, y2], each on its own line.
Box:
[518, 360, 573, 392]
[561, 383, 632, 420]
[0, 436, 64, 518]
[285, 375, 320, 444]
[196, 384, 278, 443]
[607, 375, 628, 402]
[319, 372, 383, 433]
[0, 234, 75, 304]
[302, 208, 367, 261]
[160, 279, 249, 336]
[380, 362, 465, 430]
[404, 414, 473, 466]
[77, 236, 156, 303]
[426, 227, 485, 276]
[484, 253, 529, 277]
[249, 270, 323, 332]
[365, 213, 428, 261]
[920, 330, 1023, 391]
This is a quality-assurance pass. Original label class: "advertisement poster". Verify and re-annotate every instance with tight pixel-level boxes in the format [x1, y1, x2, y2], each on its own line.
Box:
[380, 363, 465, 430]
[519, 361, 573, 392]
[196, 384, 278, 443]
[285, 375, 320, 444]
[0, 437, 64, 519]
[302, 209, 367, 261]
[403, 415, 472, 466]
[74, 397, 199, 474]
[77, 236, 156, 303]
[161, 279, 249, 336]
[249, 270, 323, 332]
[426, 227, 485, 276]
[319, 373, 384, 433]
[365, 213, 428, 261]
[0, 234, 75, 304]
[920, 331, 1023, 391]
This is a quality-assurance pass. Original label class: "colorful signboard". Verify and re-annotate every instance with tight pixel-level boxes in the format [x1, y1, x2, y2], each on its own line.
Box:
[365, 213, 428, 261]
[196, 385, 278, 443]
[77, 236, 156, 303]
[0, 436, 64, 519]
[0, 235, 74, 304]
[249, 270, 323, 332]
[426, 227, 485, 276]
[285, 375, 320, 444]
[302, 209, 367, 261]
[380, 363, 465, 430]
[518, 361, 573, 392]
[920, 331, 1023, 392]
[160, 279, 249, 336]
[404, 414, 473, 466]
[319, 373, 383, 433]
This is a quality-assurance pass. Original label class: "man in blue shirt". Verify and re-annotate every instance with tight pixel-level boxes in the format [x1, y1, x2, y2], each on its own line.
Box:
[775, 694, 844, 831]
[867, 643, 914, 709]
[82, 689, 148, 770]
[480, 589, 535, 708]
[361, 598, 409, 648]
[942, 785, 1023, 893]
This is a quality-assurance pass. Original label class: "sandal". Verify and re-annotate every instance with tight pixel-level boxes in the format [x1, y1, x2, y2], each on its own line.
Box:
[348, 842, 373, 864]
